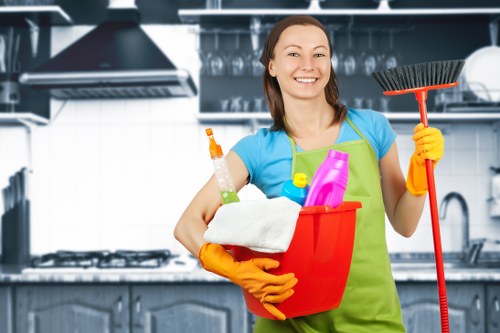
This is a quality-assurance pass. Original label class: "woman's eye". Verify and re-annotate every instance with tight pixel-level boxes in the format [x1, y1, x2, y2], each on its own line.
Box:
[288, 52, 299, 57]
[315, 53, 326, 58]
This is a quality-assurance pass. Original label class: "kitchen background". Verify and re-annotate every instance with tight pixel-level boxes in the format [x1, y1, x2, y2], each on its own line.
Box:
[0, 0, 500, 256]
[1, 1, 500, 333]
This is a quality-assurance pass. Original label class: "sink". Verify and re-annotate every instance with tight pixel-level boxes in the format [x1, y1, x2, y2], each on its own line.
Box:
[391, 261, 500, 271]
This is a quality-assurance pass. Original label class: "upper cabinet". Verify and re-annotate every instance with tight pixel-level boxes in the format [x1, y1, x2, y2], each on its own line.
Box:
[0, 5, 72, 127]
[179, 1, 500, 124]
[0, 6, 72, 26]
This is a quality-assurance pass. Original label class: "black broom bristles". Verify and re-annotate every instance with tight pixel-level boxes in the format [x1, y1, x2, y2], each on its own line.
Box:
[371, 60, 465, 92]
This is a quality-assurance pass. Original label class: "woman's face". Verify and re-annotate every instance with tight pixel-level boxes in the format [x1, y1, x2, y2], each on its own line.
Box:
[269, 24, 331, 102]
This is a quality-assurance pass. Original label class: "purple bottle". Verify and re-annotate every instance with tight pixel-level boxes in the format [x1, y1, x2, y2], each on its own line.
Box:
[304, 150, 349, 208]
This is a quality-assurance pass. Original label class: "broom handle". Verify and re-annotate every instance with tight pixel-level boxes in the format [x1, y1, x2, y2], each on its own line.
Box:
[415, 90, 450, 333]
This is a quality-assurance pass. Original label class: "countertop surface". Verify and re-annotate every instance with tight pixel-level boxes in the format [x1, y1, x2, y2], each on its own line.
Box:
[1, 254, 499, 283]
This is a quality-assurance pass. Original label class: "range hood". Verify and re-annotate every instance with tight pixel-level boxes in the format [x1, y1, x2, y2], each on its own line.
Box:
[19, 0, 197, 99]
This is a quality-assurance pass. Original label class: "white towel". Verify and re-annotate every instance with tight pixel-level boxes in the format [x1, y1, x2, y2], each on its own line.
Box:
[204, 197, 302, 253]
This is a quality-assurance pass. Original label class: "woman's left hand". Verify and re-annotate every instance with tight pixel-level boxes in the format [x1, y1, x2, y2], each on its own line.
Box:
[406, 123, 444, 195]
[411, 123, 444, 166]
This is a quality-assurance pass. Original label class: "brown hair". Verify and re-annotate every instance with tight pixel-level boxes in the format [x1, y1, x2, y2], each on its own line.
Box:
[260, 15, 347, 134]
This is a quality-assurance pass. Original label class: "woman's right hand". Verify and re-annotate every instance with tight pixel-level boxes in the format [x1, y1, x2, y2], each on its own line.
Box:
[199, 243, 297, 320]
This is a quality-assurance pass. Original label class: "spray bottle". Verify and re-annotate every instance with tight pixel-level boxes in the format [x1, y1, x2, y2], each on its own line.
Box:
[206, 128, 240, 204]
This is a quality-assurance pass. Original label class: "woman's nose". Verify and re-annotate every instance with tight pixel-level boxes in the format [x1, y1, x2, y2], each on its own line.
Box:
[299, 56, 314, 70]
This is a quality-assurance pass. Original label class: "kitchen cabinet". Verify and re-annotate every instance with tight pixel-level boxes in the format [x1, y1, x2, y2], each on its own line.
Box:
[182, 6, 500, 126]
[0, 6, 72, 26]
[486, 284, 500, 333]
[0, 286, 13, 333]
[0, 6, 72, 122]
[397, 283, 485, 333]
[132, 284, 251, 333]
[15, 285, 129, 333]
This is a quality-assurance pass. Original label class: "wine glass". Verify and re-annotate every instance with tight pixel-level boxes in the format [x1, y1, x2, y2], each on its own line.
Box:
[341, 30, 357, 77]
[381, 30, 401, 70]
[249, 31, 264, 77]
[207, 32, 226, 77]
[329, 26, 341, 75]
[228, 32, 248, 76]
[196, 30, 209, 76]
[361, 30, 378, 76]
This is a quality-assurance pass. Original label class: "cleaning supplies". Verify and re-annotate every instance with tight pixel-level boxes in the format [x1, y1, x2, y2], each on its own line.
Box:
[204, 196, 302, 253]
[280, 173, 309, 206]
[304, 150, 348, 208]
[206, 128, 240, 204]
[372, 59, 465, 333]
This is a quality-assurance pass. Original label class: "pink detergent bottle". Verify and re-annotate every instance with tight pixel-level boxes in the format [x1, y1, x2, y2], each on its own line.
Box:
[304, 150, 349, 208]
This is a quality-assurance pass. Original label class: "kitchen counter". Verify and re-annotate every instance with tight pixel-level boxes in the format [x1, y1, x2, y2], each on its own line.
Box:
[1, 261, 499, 283]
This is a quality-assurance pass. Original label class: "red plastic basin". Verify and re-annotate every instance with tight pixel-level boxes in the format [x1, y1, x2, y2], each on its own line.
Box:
[230, 201, 361, 319]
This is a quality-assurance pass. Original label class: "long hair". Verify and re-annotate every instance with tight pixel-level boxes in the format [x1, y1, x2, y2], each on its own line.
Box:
[260, 15, 347, 134]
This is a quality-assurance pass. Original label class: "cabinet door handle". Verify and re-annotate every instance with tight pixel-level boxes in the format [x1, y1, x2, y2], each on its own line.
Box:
[136, 296, 142, 313]
[471, 295, 481, 326]
[491, 296, 499, 327]
[113, 296, 123, 328]
[117, 297, 123, 313]
[134, 296, 144, 328]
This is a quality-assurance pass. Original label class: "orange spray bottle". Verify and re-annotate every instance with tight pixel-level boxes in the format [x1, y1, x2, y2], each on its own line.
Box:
[206, 128, 240, 204]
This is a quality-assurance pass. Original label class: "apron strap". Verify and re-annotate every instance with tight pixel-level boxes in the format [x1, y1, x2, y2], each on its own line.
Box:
[345, 116, 379, 164]
[288, 136, 298, 177]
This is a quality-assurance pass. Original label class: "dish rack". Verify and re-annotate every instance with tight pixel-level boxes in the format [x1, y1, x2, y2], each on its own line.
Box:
[434, 84, 500, 113]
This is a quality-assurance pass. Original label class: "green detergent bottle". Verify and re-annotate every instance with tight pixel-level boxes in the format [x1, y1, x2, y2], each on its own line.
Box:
[206, 128, 240, 204]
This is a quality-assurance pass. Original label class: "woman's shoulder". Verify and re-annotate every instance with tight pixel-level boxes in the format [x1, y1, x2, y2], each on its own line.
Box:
[346, 108, 391, 129]
[234, 127, 287, 149]
[347, 108, 386, 123]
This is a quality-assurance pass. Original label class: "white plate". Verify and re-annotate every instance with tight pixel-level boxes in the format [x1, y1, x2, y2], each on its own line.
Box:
[464, 46, 500, 102]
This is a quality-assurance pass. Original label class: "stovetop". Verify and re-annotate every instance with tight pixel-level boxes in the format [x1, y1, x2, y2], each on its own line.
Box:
[30, 250, 173, 269]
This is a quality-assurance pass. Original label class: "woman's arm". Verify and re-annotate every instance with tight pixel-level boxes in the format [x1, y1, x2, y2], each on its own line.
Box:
[380, 142, 426, 238]
[173, 150, 250, 257]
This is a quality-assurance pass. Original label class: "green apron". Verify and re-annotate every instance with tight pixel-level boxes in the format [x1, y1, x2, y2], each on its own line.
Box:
[254, 117, 406, 333]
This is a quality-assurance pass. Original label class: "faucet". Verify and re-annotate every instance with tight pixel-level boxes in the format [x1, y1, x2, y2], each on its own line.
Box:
[439, 192, 470, 262]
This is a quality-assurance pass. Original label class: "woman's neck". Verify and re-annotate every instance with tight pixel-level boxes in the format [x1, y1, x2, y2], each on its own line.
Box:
[283, 98, 335, 137]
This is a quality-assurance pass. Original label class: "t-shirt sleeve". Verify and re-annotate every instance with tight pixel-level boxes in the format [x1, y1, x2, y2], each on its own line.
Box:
[231, 131, 262, 183]
[370, 111, 396, 159]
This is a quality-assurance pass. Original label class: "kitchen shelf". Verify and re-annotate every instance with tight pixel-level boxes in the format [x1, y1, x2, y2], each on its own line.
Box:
[179, 7, 500, 24]
[0, 5, 73, 26]
[0, 112, 49, 126]
[196, 112, 500, 124]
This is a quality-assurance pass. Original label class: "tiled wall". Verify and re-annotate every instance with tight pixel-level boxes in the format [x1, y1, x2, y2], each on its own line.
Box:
[1, 25, 499, 255]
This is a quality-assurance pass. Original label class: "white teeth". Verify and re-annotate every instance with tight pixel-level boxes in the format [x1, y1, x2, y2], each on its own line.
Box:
[295, 78, 317, 83]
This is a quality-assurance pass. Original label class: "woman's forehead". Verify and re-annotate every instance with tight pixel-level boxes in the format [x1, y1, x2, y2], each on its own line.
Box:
[276, 25, 329, 48]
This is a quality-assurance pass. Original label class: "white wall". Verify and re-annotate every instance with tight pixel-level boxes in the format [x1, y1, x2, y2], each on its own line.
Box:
[1, 25, 499, 256]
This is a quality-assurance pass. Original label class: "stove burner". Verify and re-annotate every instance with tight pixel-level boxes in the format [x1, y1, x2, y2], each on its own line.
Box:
[31, 250, 172, 269]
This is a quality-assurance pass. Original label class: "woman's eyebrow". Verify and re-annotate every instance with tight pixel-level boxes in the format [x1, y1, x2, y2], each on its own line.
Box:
[284, 44, 328, 50]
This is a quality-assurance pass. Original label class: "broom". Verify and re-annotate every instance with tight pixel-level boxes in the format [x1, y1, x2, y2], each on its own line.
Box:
[372, 59, 465, 333]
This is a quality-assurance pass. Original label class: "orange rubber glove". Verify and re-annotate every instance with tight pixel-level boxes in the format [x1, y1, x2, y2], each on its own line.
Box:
[199, 242, 297, 320]
[406, 123, 444, 196]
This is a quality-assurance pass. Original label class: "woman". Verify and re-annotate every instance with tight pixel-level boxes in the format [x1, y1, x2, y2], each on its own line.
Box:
[175, 15, 443, 332]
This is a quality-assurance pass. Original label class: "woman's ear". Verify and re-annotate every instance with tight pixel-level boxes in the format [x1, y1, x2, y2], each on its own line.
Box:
[268, 60, 276, 77]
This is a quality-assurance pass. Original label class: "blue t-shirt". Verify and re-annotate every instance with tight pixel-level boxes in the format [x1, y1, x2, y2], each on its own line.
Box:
[232, 108, 396, 198]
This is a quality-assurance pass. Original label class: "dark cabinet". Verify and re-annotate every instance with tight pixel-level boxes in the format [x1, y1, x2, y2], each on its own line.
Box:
[0, 287, 13, 333]
[398, 283, 485, 333]
[15, 285, 129, 333]
[132, 284, 251, 333]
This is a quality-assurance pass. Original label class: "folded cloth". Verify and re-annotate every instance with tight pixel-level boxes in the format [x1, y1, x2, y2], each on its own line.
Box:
[204, 197, 302, 253]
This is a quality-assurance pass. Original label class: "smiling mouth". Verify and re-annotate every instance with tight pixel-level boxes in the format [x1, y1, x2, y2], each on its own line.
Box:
[294, 78, 318, 84]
